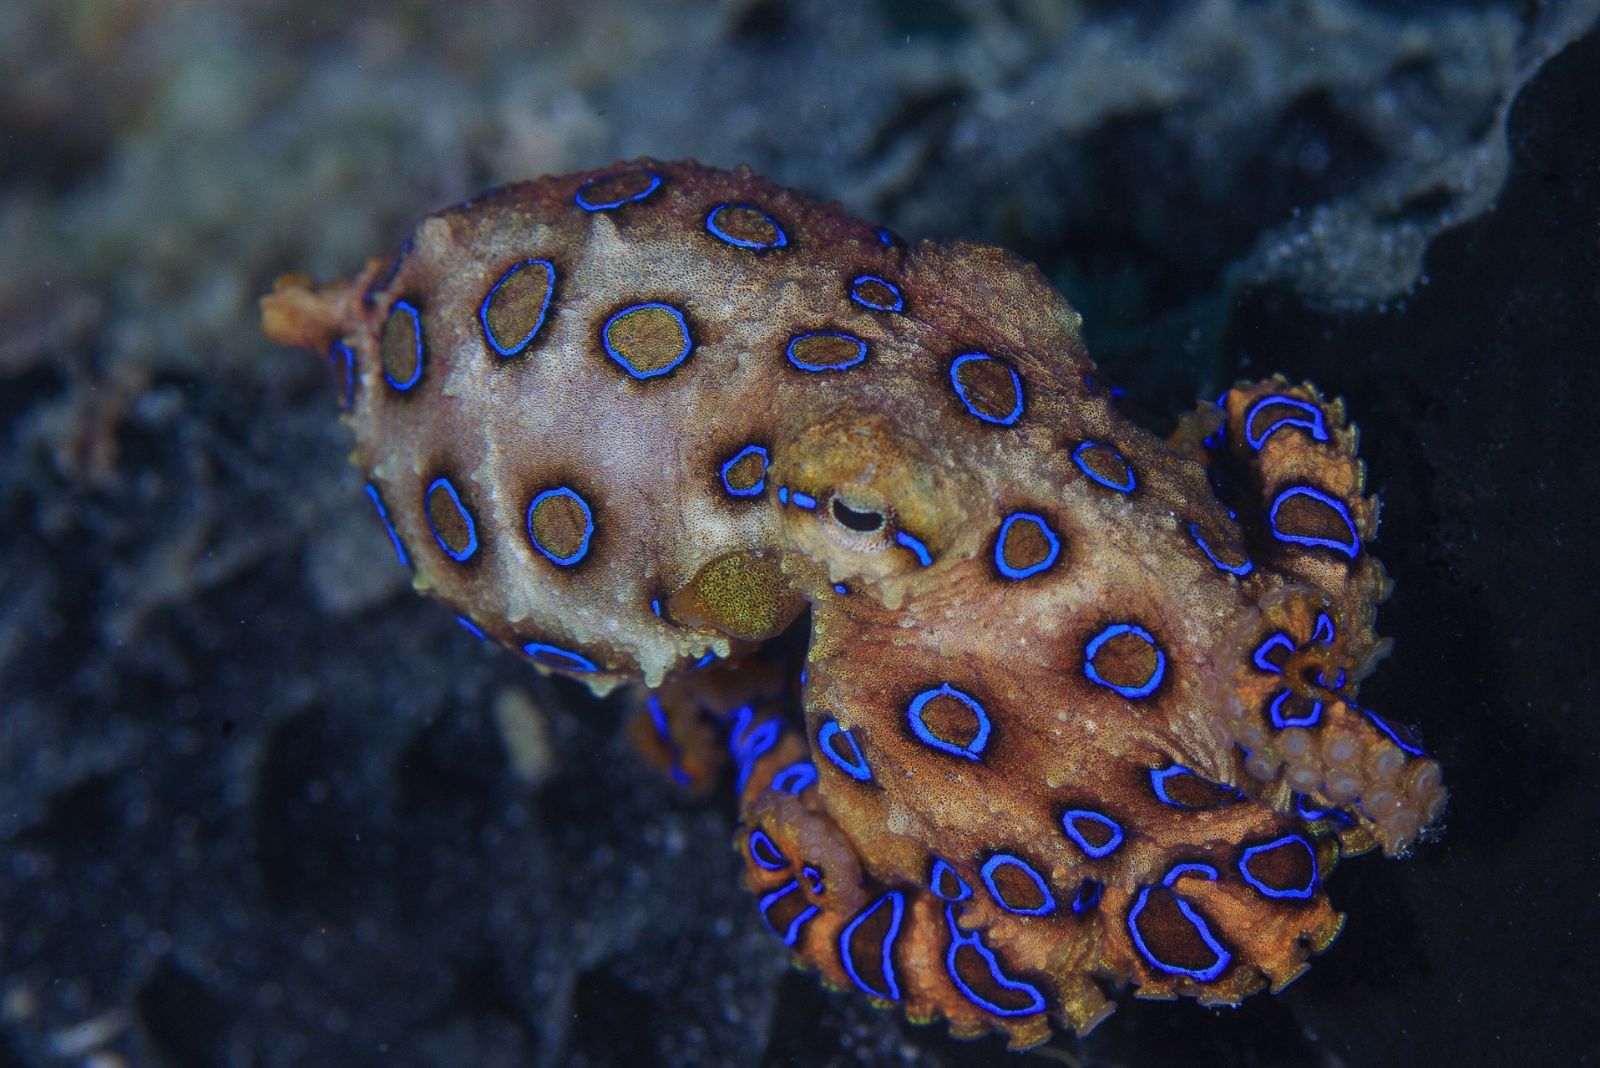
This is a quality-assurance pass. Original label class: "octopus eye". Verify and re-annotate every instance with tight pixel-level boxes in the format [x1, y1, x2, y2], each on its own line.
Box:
[831, 498, 884, 533]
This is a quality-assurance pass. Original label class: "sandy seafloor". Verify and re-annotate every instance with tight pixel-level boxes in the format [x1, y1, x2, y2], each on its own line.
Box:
[2, 2, 1599, 1065]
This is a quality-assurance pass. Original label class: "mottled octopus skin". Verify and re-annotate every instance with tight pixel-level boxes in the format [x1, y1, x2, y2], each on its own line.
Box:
[260, 159, 1447, 1049]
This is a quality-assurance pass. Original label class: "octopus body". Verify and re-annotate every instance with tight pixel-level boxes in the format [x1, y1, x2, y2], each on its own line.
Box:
[260, 160, 1446, 1048]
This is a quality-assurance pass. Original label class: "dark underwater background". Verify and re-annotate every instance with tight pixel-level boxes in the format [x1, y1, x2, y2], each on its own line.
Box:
[2, 2, 1597, 1065]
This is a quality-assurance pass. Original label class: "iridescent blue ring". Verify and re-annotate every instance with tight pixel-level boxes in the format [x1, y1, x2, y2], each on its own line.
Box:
[363, 483, 409, 568]
[848, 274, 904, 312]
[719, 444, 768, 498]
[1083, 623, 1166, 699]
[1127, 865, 1231, 981]
[424, 477, 478, 562]
[479, 259, 556, 358]
[839, 892, 903, 1001]
[1189, 522, 1253, 575]
[522, 641, 598, 673]
[1245, 395, 1329, 450]
[1269, 486, 1360, 558]
[748, 829, 787, 871]
[526, 487, 594, 566]
[818, 720, 872, 781]
[894, 530, 932, 567]
[930, 858, 972, 902]
[601, 302, 692, 380]
[1238, 834, 1318, 899]
[382, 300, 424, 390]
[949, 352, 1023, 426]
[980, 854, 1056, 916]
[1072, 441, 1136, 493]
[1060, 809, 1124, 858]
[906, 683, 991, 760]
[705, 202, 788, 250]
[575, 169, 662, 211]
[994, 512, 1060, 579]
[786, 331, 867, 372]
[942, 905, 1047, 1016]
[770, 761, 818, 795]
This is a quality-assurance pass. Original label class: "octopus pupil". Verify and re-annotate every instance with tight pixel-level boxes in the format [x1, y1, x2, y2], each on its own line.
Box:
[831, 499, 884, 533]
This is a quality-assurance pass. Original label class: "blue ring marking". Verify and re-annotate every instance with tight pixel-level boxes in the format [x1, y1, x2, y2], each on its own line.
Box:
[942, 905, 1047, 1016]
[1252, 632, 1295, 674]
[770, 760, 818, 795]
[1269, 486, 1360, 558]
[1311, 612, 1336, 644]
[930, 858, 972, 902]
[478, 259, 556, 357]
[526, 487, 594, 566]
[1245, 395, 1329, 450]
[949, 352, 1023, 426]
[381, 300, 424, 390]
[849, 274, 904, 312]
[875, 226, 900, 247]
[601, 302, 692, 380]
[1149, 765, 1240, 809]
[1295, 793, 1353, 826]
[522, 641, 598, 673]
[994, 512, 1061, 580]
[1072, 441, 1136, 493]
[1127, 866, 1231, 981]
[363, 483, 409, 568]
[839, 892, 904, 1001]
[802, 865, 825, 894]
[1071, 879, 1104, 914]
[329, 341, 355, 410]
[728, 705, 757, 755]
[817, 720, 872, 781]
[906, 683, 991, 761]
[777, 486, 789, 504]
[759, 880, 818, 947]
[705, 202, 788, 250]
[1163, 862, 1220, 886]
[424, 477, 478, 562]
[980, 854, 1056, 916]
[1083, 623, 1166, 699]
[1360, 707, 1426, 757]
[734, 719, 779, 792]
[786, 331, 867, 372]
[790, 490, 817, 509]
[1268, 689, 1323, 729]
[832, 583, 849, 595]
[455, 615, 486, 640]
[1239, 834, 1318, 899]
[575, 169, 662, 211]
[1189, 523, 1254, 576]
[1060, 809, 1124, 859]
[693, 651, 717, 669]
[895, 530, 932, 567]
[719, 444, 768, 498]
[649, 598, 662, 617]
[748, 829, 787, 871]
[1319, 666, 1346, 689]
[646, 694, 690, 787]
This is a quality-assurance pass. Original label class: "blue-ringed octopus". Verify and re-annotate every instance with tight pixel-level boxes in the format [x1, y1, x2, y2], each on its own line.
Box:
[259, 159, 1447, 1048]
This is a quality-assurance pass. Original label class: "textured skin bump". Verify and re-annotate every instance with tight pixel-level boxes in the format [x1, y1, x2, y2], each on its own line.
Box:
[261, 159, 1446, 1049]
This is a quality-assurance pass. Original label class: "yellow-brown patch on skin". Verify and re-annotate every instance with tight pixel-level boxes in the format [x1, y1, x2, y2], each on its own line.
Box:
[426, 483, 473, 556]
[484, 263, 552, 350]
[380, 304, 420, 385]
[952, 356, 1019, 421]
[667, 550, 804, 642]
[529, 492, 589, 561]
